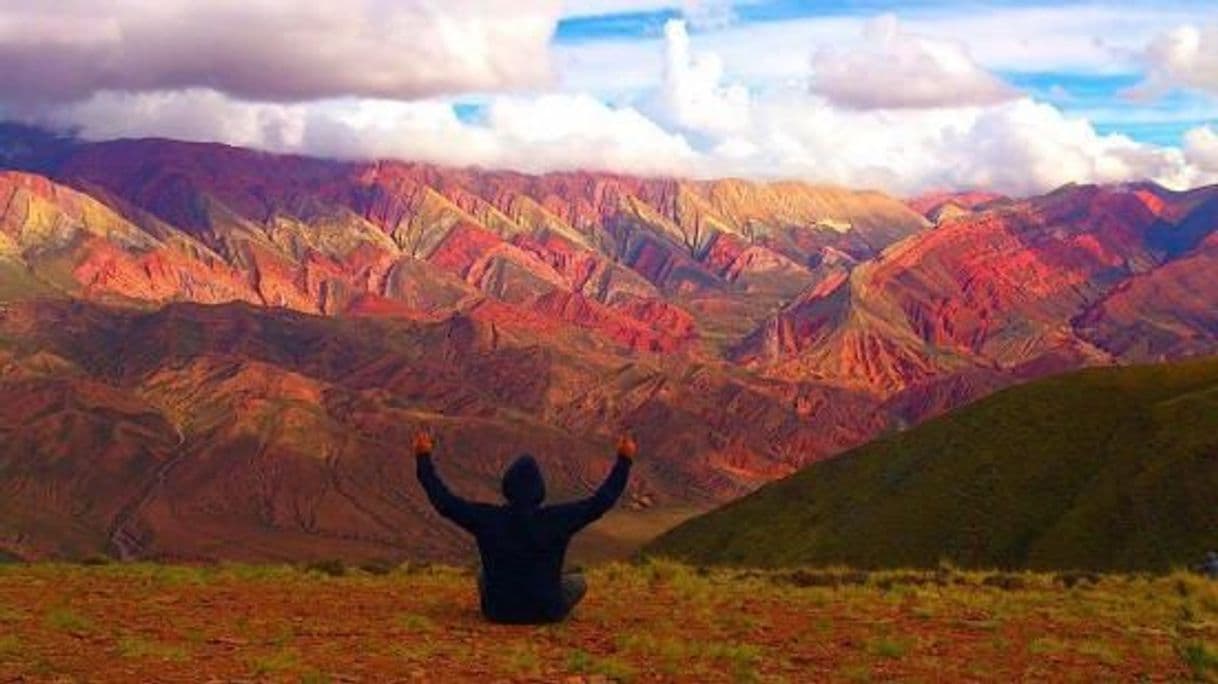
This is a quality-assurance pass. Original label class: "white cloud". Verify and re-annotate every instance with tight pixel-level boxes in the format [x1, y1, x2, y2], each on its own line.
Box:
[48, 89, 696, 178]
[636, 20, 1206, 195]
[944, 100, 1202, 193]
[559, 0, 745, 22]
[809, 14, 1016, 109]
[680, 0, 736, 31]
[554, 5, 1218, 101]
[1185, 126, 1218, 172]
[479, 94, 698, 175]
[303, 94, 698, 177]
[43, 89, 307, 150]
[0, 0, 561, 106]
[560, 0, 676, 17]
[678, 93, 1202, 195]
[652, 20, 750, 135]
[1130, 24, 1218, 97]
[15, 7, 1218, 197]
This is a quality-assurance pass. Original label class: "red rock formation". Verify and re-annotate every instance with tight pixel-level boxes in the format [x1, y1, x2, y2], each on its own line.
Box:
[907, 189, 1006, 219]
[2, 137, 1218, 562]
[737, 183, 1218, 401]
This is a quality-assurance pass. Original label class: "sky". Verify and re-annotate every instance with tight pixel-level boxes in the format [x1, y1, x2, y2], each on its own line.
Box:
[3, 0, 1218, 195]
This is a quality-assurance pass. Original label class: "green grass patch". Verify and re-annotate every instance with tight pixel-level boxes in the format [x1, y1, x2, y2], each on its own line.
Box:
[217, 563, 299, 582]
[1028, 636, 1067, 655]
[703, 641, 763, 682]
[616, 631, 762, 681]
[1177, 641, 1218, 681]
[0, 634, 21, 660]
[395, 613, 437, 633]
[0, 602, 21, 623]
[1076, 640, 1122, 666]
[300, 670, 332, 684]
[502, 642, 542, 677]
[565, 649, 638, 683]
[248, 647, 301, 676]
[867, 636, 911, 660]
[116, 636, 189, 662]
[44, 606, 93, 633]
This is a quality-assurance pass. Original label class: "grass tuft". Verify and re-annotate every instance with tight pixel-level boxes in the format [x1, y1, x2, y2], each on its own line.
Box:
[1077, 640, 1122, 666]
[116, 636, 189, 662]
[566, 648, 638, 683]
[396, 613, 437, 633]
[44, 607, 93, 633]
[502, 642, 542, 677]
[867, 636, 911, 660]
[1177, 641, 1218, 681]
[303, 559, 346, 577]
[0, 635, 20, 659]
[248, 647, 301, 676]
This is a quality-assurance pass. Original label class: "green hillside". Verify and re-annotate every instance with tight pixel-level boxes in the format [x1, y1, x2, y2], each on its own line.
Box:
[649, 358, 1218, 571]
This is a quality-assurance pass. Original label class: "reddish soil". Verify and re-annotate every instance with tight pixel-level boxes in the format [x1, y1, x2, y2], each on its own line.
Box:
[0, 563, 1210, 682]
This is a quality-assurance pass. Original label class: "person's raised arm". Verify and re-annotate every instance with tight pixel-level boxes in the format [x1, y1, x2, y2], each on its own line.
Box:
[413, 429, 485, 533]
[551, 433, 636, 534]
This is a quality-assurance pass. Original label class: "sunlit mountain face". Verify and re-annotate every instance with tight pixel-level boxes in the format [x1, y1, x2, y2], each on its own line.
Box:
[2, 132, 1218, 561]
[2, 2, 1218, 562]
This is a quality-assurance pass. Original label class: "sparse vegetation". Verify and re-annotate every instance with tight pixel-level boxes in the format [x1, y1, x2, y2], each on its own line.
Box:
[1077, 639, 1123, 666]
[502, 642, 543, 677]
[396, 612, 437, 633]
[0, 560, 1211, 681]
[1028, 636, 1067, 655]
[1178, 641, 1218, 682]
[0, 602, 20, 624]
[359, 559, 397, 576]
[0, 635, 20, 659]
[867, 636, 911, 660]
[248, 647, 301, 677]
[115, 635, 189, 662]
[300, 669, 333, 684]
[44, 607, 93, 633]
[303, 558, 346, 577]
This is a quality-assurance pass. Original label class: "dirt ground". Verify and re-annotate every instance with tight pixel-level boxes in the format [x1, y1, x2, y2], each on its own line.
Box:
[0, 561, 1215, 682]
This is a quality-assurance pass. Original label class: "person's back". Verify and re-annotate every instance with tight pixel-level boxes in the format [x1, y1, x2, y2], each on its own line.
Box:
[413, 430, 636, 623]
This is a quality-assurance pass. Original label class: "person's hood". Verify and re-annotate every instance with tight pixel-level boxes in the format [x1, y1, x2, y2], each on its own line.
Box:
[502, 454, 545, 508]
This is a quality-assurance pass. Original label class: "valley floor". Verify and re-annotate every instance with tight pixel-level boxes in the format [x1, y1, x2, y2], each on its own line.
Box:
[0, 561, 1215, 683]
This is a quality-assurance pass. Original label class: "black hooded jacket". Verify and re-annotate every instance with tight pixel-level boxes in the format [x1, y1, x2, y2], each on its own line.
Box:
[416, 451, 632, 623]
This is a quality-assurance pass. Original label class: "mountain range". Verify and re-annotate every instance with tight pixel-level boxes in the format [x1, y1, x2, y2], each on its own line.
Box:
[1, 125, 1217, 562]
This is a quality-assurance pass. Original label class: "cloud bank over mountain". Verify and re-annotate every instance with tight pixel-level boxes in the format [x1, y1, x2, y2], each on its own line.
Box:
[2, 1, 1217, 195]
[0, 0, 561, 104]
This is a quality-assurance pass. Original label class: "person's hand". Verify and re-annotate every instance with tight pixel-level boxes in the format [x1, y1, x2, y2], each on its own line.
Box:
[413, 429, 435, 458]
[616, 433, 638, 460]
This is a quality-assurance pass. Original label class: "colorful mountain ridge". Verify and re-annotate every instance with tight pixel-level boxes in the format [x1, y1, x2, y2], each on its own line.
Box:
[1, 127, 1217, 562]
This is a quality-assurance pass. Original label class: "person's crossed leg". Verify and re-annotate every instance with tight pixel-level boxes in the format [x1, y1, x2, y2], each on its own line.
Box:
[560, 572, 587, 611]
[477, 570, 588, 614]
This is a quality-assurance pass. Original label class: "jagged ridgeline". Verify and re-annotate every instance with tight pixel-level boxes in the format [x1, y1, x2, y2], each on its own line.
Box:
[3, 128, 1218, 563]
[649, 357, 1218, 572]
